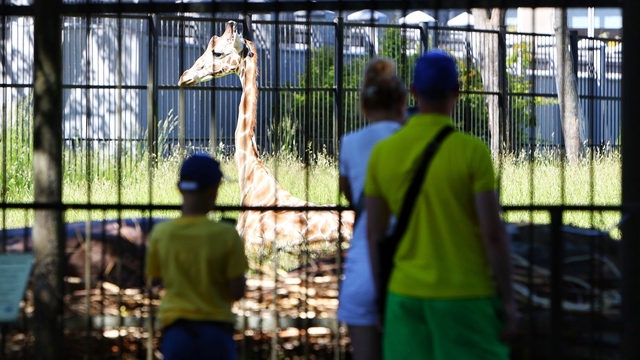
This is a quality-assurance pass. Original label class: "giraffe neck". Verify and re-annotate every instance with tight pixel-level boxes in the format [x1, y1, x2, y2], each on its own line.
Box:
[235, 42, 299, 206]
[235, 41, 259, 196]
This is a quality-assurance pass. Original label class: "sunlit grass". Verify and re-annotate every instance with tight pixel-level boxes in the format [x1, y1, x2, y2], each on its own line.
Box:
[1, 145, 622, 239]
[499, 148, 621, 237]
[1, 148, 345, 229]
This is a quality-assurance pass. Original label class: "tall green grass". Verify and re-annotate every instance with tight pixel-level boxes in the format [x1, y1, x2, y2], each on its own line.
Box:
[1, 146, 345, 227]
[2, 145, 623, 237]
[499, 149, 622, 237]
[0, 103, 622, 237]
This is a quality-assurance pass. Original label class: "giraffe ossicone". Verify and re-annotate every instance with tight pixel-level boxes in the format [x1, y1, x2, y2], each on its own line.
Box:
[179, 20, 354, 245]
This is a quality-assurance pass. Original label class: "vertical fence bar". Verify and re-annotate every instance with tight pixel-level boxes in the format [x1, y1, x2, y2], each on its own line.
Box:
[420, 21, 429, 52]
[498, 25, 508, 153]
[148, 14, 158, 162]
[0, 323, 5, 357]
[273, 18, 281, 156]
[82, 15, 95, 360]
[178, 15, 186, 152]
[549, 209, 564, 359]
[334, 17, 344, 157]
[333, 17, 345, 360]
[1, 0, 7, 257]
[586, 38, 595, 150]
[622, 1, 640, 358]
[116, 16, 125, 360]
[33, 0, 65, 359]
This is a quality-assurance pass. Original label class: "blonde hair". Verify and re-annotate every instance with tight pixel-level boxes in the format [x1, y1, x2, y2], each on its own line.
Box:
[360, 58, 408, 113]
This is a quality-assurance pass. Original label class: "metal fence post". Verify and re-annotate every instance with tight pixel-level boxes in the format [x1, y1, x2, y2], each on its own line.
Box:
[432, 21, 439, 50]
[333, 16, 345, 360]
[147, 14, 158, 162]
[178, 16, 186, 152]
[622, 2, 640, 358]
[273, 17, 281, 157]
[420, 21, 429, 52]
[549, 209, 564, 359]
[498, 25, 508, 153]
[334, 17, 344, 155]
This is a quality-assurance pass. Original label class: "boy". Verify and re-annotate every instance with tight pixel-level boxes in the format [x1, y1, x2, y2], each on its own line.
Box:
[145, 154, 248, 360]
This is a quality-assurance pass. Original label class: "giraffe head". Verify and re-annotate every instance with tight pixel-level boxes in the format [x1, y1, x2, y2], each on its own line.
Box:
[178, 20, 253, 87]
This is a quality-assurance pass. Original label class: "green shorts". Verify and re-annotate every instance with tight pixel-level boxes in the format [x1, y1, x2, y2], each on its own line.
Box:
[383, 292, 510, 360]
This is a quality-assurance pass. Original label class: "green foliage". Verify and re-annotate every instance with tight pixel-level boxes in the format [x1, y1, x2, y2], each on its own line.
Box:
[505, 41, 558, 148]
[287, 45, 366, 157]
[507, 41, 534, 69]
[3, 141, 622, 238]
[135, 108, 180, 161]
[507, 42, 537, 136]
[288, 29, 424, 157]
[267, 113, 299, 160]
[158, 109, 179, 157]
[379, 27, 420, 85]
[1, 95, 34, 201]
[449, 41, 555, 149]
[454, 55, 490, 141]
[499, 150, 621, 237]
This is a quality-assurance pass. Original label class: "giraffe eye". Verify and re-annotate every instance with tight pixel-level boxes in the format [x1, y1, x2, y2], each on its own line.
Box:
[213, 51, 224, 57]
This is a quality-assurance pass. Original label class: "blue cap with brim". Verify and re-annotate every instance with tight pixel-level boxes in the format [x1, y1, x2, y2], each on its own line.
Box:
[412, 50, 460, 100]
[178, 154, 223, 191]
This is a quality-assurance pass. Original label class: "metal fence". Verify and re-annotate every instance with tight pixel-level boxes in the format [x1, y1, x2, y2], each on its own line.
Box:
[0, 1, 634, 360]
[0, 205, 625, 360]
[0, 13, 623, 169]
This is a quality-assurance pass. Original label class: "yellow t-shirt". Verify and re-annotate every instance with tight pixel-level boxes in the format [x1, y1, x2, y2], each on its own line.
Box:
[145, 216, 248, 327]
[365, 114, 497, 298]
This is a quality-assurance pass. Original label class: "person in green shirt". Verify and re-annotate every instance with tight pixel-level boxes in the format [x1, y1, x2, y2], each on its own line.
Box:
[365, 50, 518, 360]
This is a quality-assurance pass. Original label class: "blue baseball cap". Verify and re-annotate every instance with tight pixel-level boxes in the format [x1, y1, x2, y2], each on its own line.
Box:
[412, 50, 460, 100]
[178, 154, 223, 191]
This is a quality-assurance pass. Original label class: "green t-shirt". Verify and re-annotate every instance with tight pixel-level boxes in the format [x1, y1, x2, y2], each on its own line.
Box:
[365, 114, 497, 298]
[145, 215, 248, 327]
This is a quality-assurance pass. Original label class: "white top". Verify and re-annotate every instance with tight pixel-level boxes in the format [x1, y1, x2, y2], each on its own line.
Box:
[337, 120, 401, 326]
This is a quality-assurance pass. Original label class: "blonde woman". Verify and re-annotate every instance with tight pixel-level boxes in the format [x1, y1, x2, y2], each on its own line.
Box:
[337, 58, 408, 360]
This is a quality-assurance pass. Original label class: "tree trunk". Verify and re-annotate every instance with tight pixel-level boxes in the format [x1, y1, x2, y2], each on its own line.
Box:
[471, 8, 509, 158]
[33, 0, 65, 358]
[554, 8, 582, 163]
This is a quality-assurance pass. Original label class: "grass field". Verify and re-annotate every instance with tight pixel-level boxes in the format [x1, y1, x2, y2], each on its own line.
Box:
[1, 148, 622, 237]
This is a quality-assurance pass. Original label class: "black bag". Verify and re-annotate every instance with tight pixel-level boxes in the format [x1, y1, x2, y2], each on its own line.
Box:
[376, 126, 454, 319]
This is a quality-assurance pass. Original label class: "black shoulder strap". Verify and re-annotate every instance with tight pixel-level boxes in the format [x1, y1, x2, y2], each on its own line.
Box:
[389, 125, 454, 242]
[353, 189, 366, 225]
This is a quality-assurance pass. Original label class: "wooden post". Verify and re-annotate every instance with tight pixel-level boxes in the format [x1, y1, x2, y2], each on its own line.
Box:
[33, 0, 64, 359]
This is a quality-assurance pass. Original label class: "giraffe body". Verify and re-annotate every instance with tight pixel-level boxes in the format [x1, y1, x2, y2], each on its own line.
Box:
[179, 21, 354, 244]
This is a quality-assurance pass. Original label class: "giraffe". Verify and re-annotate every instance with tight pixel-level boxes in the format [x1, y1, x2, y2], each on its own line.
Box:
[178, 21, 354, 245]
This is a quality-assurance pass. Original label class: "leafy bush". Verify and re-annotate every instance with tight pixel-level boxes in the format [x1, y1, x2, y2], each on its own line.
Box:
[1, 95, 34, 201]
[285, 45, 366, 158]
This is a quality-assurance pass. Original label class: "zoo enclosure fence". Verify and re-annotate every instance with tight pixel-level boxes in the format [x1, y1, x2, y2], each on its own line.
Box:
[0, 0, 635, 359]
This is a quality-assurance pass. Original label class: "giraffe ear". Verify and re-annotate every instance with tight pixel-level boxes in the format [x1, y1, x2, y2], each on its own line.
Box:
[233, 32, 245, 54]
[208, 36, 218, 48]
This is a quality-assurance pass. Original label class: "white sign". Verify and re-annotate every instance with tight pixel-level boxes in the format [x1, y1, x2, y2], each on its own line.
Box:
[0, 253, 34, 322]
